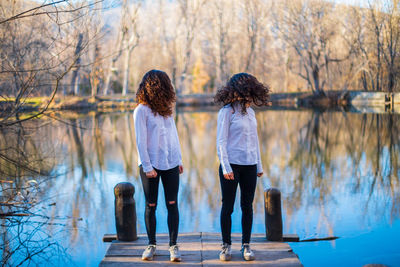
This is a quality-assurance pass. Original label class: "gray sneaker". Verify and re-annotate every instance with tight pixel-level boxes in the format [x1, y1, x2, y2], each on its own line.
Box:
[169, 245, 182, 262]
[241, 243, 255, 261]
[142, 245, 156, 261]
[219, 243, 232, 261]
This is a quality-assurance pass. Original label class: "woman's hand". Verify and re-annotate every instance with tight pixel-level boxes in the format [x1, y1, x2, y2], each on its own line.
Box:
[179, 165, 184, 174]
[223, 172, 234, 180]
[257, 172, 263, 177]
[145, 169, 157, 178]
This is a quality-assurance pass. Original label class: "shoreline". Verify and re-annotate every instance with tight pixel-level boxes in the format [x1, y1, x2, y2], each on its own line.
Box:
[0, 91, 399, 114]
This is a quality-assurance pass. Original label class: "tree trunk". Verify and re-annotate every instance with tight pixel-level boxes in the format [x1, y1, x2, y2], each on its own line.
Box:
[70, 33, 83, 96]
[103, 20, 125, 95]
[122, 43, 131, 96]
[91, 44, 100, 97]
[312, 65, 323, 95]
[103, 67, 113, 95]
[74, 76, 80, 96]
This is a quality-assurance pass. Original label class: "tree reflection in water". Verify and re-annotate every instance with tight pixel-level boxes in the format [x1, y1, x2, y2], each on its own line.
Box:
[256, 110, 400, 238]
[0, 121, 69, 266]
[0, 110, 399, 265]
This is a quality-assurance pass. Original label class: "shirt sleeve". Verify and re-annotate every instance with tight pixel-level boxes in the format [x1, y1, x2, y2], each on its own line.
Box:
[256, 127, 263, 174]
[172, 118, 183, 166]
[216, 107, 233, 174]
[133, 106, 153, 173]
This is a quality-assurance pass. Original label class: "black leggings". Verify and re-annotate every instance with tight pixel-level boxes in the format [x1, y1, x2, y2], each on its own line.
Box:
[219, 164, 257, 245]
[140, 165, 180, 246]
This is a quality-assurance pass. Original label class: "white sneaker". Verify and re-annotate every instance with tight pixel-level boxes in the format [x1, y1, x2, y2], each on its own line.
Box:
[169, 245, 182, 262]
[219, 243, 232, 261]
[142, 245, 156, 261]
[241, 243, 255, 261]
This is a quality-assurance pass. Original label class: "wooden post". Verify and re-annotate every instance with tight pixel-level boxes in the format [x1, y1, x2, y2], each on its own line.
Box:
[264, 188, 283, 241]
[114, 182, 137, 241]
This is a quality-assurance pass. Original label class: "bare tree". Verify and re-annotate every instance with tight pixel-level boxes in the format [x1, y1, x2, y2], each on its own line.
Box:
[274, 0, 352, 95]
[209, 0, 234, 85]
[381, 1, 400, 92]
[120, 0, 140, 96]
[89, 1, 105, 97]
[342, 0, 399, 92]
[242, 0, 265, 73]
[367, 0, 400, 92]
[70, 33, 84, 96]
[103, 25, 124, 95]
[176, 0, 205, 94]
[2, 0, 397, 103]
[0, 0, 105, 126]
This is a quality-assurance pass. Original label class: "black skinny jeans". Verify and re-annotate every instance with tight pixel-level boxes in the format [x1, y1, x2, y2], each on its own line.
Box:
[219, 164, 257, 245]
[140, 165, 180, 246]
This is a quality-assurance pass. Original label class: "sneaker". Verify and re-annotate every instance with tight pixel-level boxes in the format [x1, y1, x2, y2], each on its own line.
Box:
[241, 243, 255, 261]
[219, 243, 232, 261]
[142, 245, 156, 261]
[169, 245, 182, 262]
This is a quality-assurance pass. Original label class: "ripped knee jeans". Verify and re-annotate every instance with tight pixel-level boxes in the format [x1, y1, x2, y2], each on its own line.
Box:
[140, 165, 180, 246]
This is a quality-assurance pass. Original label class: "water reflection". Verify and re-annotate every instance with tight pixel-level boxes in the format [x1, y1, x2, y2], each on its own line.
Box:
[0, 121, 69, 266]
[0, 110, 399, 266]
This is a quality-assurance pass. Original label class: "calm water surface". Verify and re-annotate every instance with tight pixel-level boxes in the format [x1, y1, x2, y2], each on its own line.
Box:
[1, 109, 399, 266]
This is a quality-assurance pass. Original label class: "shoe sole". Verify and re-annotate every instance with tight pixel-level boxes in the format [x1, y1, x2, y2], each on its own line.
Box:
[170, 257, 181, 262]
[243, 254, 255, 261]
[219, 256, 232, 261]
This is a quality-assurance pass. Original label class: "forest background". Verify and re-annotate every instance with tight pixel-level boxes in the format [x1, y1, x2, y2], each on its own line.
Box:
[0, 0, 399, 118]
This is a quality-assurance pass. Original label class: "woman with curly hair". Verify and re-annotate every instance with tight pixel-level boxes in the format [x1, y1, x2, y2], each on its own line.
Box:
[215, 73, 270, 261]
[133, 70, 183, 262]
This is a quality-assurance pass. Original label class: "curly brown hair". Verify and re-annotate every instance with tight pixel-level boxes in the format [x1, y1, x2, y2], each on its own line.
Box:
[136, 70, 176, 117]
[214, 73, 270, 114]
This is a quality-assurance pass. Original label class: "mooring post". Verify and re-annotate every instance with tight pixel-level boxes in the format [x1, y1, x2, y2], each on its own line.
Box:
[264, 188, 283, 241]
[114, 182, 137, 241]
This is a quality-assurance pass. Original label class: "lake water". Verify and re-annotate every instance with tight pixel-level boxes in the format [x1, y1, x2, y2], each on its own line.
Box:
[1, 108, 400, 266]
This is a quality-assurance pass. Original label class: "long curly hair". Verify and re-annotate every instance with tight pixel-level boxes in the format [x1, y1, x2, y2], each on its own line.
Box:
[136, 70, 176, 117]
[214, 73, 270, 114]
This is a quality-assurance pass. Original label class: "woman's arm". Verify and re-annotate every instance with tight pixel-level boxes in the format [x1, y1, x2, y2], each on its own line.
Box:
[216, 107, 233, 175]
[133, 107, 153, 173]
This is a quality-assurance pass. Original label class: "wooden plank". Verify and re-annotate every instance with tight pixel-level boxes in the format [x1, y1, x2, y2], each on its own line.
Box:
[200, 233, 300, 266]
[100, 233, 302, 266]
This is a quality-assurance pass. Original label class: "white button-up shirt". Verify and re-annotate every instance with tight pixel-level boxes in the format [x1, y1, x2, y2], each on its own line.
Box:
[133, 104, 182, 172]
[216, 104, 263, 174]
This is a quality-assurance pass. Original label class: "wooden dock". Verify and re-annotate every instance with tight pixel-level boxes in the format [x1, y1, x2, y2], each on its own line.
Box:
[100, 232, 302, 266]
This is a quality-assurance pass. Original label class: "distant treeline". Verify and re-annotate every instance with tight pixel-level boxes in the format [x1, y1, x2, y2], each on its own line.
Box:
[0, 0, 399, 101]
